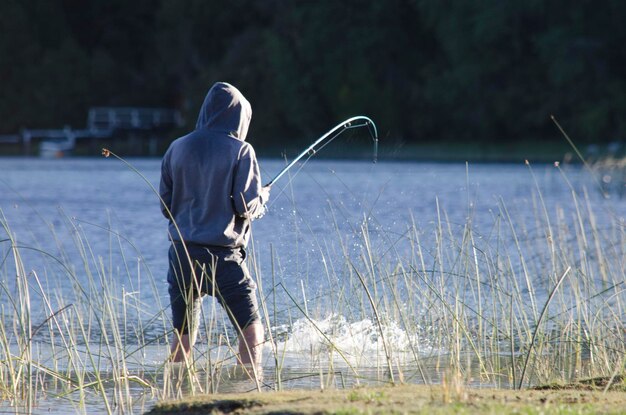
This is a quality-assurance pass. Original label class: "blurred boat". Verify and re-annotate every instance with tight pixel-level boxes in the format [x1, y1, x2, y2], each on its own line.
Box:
[39, 136, 75, 158]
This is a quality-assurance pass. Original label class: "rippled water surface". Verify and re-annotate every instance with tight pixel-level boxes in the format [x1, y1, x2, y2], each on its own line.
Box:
[0, 157, 623, 413]
[0, 157, 621, 329]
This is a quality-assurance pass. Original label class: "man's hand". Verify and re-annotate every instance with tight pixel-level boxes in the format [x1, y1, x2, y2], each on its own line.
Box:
[256, 185, 271, 219]
[260, 185, 271, 205]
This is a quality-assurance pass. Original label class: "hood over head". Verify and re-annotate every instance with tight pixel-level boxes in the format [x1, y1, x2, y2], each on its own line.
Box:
[195, 82, 252, 140]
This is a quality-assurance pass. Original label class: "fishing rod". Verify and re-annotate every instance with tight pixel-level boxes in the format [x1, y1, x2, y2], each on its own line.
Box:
[265, 116, 378, 187]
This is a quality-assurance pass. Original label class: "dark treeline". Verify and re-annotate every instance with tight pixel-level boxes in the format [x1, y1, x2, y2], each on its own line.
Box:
[2, 0, 625, 149]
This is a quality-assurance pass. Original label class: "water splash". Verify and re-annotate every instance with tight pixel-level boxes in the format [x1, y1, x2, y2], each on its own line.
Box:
[272, 314, 435, 367]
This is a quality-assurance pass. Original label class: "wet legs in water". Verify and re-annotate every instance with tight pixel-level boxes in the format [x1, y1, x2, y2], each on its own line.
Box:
[170, 322, 264, 370]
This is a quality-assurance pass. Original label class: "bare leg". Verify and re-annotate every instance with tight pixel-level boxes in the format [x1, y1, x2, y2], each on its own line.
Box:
[238, 322, 264, 368]
[170, 297, 202, 363]
[165, 332, 196, 392]
[170, 333, 192, 362]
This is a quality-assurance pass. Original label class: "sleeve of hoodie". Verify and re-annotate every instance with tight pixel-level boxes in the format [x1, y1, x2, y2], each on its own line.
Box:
[159, 152, 173, 220]
[232, 144, 267, 219]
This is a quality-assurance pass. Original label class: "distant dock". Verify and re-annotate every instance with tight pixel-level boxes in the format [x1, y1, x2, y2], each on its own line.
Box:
[9, 107, 183, 157]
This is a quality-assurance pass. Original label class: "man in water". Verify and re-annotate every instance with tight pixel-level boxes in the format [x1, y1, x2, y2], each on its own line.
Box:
[159, 82, 269, 373]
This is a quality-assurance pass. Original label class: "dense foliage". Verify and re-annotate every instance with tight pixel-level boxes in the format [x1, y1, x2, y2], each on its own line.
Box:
[1, 0, 624, 147]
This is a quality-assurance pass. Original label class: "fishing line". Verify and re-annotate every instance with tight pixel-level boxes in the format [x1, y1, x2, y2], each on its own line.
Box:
[266, 128, 351, 206]
[265, 116, 378, 206]
[265, 116, 378, 188]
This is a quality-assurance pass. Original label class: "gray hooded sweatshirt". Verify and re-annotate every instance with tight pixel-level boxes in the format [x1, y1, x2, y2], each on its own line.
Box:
[159, 82, 267, 248]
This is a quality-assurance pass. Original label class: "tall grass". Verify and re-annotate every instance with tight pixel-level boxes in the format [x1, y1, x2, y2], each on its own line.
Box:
[0, 158, 624, 414]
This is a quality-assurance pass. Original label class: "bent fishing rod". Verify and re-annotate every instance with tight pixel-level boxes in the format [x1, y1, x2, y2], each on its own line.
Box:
[265, 116, 378, 187]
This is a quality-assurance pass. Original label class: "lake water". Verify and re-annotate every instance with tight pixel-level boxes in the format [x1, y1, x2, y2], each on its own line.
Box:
[0, 157, 624, 413]
[0, 156, 621, 332]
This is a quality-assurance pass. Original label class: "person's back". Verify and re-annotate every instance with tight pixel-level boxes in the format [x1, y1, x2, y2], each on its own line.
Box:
[159, 82, 268, 373]
[160, 82, 267, 247]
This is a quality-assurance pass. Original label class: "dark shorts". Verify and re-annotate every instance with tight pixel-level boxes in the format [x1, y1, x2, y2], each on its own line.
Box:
[167, 242, 260, 335]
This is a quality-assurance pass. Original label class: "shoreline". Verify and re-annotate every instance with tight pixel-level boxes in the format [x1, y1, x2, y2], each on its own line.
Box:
[145, 380, 626, 414]
[1, 138, 618, 164]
